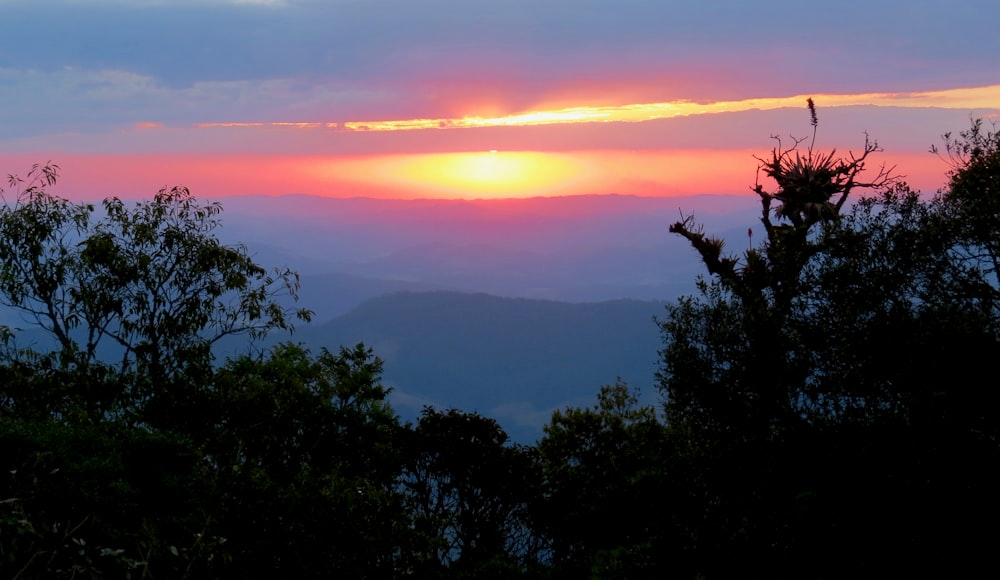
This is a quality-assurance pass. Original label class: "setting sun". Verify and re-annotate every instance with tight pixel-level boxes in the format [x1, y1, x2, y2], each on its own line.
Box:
[321, 151, 595, 199]
[395, 151, 590, 198]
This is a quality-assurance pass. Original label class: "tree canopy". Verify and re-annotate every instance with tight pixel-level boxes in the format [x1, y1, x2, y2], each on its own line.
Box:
[0, 168, 312, 425]
[2, 109, 999, 578]
[657, 109, 1000, 577]
[0, 167, 310, 379]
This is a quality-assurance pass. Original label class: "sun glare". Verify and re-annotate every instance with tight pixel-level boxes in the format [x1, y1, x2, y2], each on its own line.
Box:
[377, 151, 590, 199]
[306, 149, 760, 199]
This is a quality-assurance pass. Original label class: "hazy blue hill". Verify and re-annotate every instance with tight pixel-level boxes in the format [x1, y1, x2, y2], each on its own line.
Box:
[295, 271, 449, 320]
[332, 241, 691, 303]
[216, 193, 760, 320]
[295, 290, 667, 442]
[211, 194, 760, 440]
[4, 193, 758, 442]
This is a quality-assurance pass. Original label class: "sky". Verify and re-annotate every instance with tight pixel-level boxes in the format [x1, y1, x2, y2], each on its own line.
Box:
[1, 0, 999, 200]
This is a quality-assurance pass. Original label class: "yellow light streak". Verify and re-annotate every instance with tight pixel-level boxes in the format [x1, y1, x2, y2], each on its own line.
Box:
[193, 84, 1000, 134]
[341, 84, 1000, 132]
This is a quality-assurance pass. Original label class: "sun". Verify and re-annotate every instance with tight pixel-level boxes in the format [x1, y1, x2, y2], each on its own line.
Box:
[440, 151, 527, 187]
[383, 151, 588, 199]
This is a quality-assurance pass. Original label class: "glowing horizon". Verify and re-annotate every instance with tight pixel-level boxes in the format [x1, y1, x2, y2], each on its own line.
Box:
[17, 146, 949, 203]
[8, 86, 993, 202]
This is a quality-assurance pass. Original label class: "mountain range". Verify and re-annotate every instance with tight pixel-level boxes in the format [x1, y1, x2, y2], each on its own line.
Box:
[216, 193, 760, 440]
[5, 192, 760, 441]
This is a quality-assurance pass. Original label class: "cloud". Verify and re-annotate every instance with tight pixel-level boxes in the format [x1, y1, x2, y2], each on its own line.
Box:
[6, 1, 999, 88]
[0, 0, 290, 5]
[0, 65, 399, 138]
[3, 0, 1000, 148]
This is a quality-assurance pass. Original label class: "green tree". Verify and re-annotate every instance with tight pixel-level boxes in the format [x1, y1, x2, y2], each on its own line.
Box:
[535, 381, 669, 578]
[200, 342, 407, 577]
[932, 117, 1000, 296]
[0, 165, 449, 577]
[0, 418, 219, 578]
[0, 165, 310, 420]
[657, 105, 1000, 576]
[662, 100, 894, 438]
[1, 343, 411, 578]
[401, 408, 544, 578]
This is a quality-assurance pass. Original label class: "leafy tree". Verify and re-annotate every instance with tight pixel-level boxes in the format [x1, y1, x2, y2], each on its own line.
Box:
[0, 419, 219, 578]
[932, 117, 1000, 296]
[535, 381, 669, 578]
[768, 183, 998, 575]
[198, 342, 407, 577]
[0, 164, 310, 421]
[1, 342, 411, 578]
[401, 407, 544, 578]
[0, 165, 419, 577]
[662, 100, 895, 438]
[657, 104, 1000, 576]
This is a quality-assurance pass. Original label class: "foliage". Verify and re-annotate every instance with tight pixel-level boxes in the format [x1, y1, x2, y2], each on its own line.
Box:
[0, 165, 311, 396]
[0, 342, 412, 578]
[4, 108, 1000, 577]
[662, 102, 898, 435]
[198, 342, 407, 577]
[535, 381, 670, 578]
[401, 408, 544, 578]
[657, 105, 1000, 576]
[0, 419, 217, 578]
[933, 117, 1000, 295]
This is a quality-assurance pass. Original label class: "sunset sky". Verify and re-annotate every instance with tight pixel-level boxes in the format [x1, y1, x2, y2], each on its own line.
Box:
[1, 0, 998, 200]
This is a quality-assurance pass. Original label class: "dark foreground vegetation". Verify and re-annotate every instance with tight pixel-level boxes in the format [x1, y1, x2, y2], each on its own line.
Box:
[2, 107, 999, 578]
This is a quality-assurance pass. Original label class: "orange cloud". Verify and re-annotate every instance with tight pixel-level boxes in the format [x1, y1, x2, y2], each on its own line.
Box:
[342, 84, 1000, 132]
[185, 85, 1000, 140]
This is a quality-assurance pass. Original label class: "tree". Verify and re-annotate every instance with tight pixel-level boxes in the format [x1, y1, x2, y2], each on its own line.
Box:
[0, 343, 410, 579]
[0, 414, 219, 578]
[932, 117, 1000, 297]
[0, 165, 311, 419]
[0, 165, 445, 576]
[661, 100, 895, 437]
[199, 343, 408, 577]
[0, 164, 94, 367]
[656, 104, 1000, 576]
[401, 407, 544, 578]
[535, 381, 669, 578]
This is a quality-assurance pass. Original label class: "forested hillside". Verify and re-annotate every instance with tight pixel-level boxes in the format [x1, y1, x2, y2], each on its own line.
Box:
[291, 291, 664, 441]
[2, 110, 998, 578]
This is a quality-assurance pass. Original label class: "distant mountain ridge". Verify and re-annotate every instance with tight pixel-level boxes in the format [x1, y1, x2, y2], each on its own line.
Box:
[4, 193, 760, 442]
[289, 290, 667, 442]
[212, 194, 758, 440]
[216, 193, 759, 321]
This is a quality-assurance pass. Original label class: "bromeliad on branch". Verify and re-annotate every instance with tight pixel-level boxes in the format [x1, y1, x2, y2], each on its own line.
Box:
[669, 100, 897, 305]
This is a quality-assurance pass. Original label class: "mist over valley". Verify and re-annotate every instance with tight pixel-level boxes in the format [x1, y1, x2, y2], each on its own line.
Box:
[212, 192, 760, 439]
